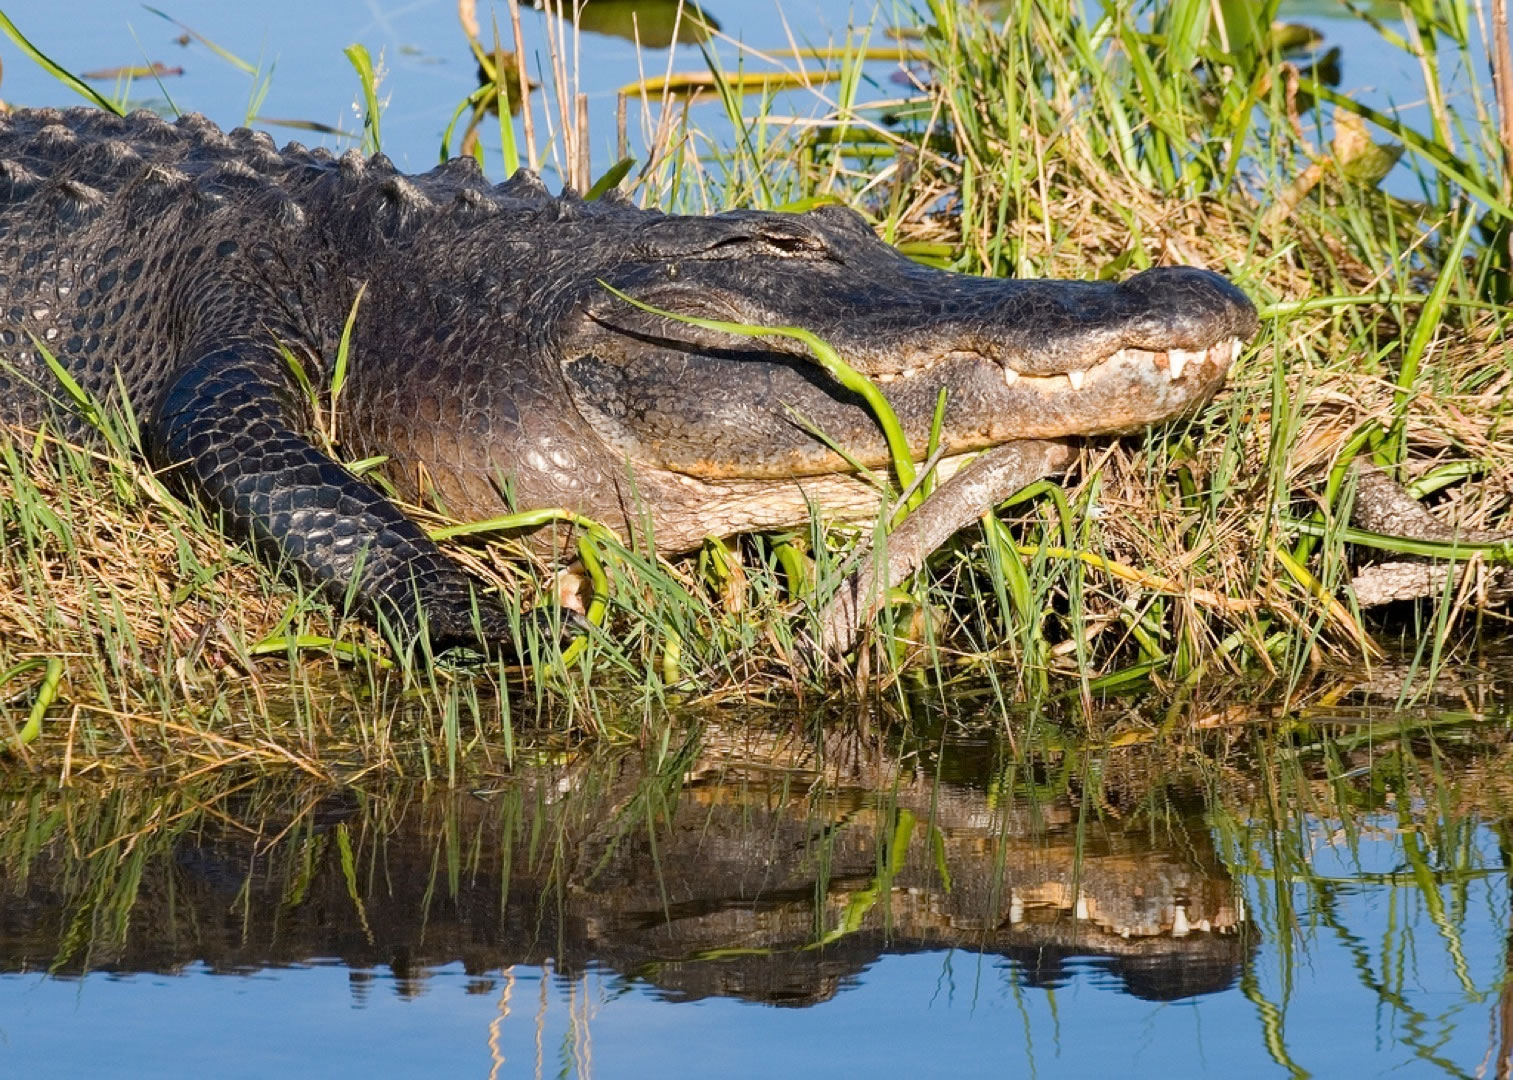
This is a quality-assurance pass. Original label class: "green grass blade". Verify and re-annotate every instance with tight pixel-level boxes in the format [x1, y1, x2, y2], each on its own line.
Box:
[344, 44, 382, 155]
[0, 13, 124, 115]
[1387, 210, 1477, 462]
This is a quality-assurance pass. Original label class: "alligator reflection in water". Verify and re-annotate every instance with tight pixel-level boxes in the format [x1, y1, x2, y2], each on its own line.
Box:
[0, 736, 1247, 1006]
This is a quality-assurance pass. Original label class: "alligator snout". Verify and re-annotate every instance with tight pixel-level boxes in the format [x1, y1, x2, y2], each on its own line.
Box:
[858, 262, 1259, 380]
[1114, 266, 1260, 352]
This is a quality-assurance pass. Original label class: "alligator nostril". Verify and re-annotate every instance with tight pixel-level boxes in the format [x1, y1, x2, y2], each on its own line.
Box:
[1121, 266, 1259, 341]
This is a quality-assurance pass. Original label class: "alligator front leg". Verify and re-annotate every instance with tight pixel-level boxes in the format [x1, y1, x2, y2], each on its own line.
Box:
[817, 439, 1078, 657]
[148, 343, 515, 654]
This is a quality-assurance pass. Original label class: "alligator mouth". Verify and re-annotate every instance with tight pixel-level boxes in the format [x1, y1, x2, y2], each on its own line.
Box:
[560, 329, 1248, 483]
[871, 337, 1246, 390]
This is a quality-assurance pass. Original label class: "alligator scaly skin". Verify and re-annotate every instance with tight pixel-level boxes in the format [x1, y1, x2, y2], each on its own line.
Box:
[0, 107, 550, 650]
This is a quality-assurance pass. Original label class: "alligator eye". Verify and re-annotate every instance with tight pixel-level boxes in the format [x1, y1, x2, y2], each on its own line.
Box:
[759, 232, 825, 256]
[699, 231, 826, 258]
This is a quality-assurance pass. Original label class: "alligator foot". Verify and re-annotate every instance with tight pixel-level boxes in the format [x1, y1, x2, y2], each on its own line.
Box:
[1348, 463, 1513, 608]
[385, 582, 518, 659]
[397, 594, 590, 664]
[816, 439, 1078, 658]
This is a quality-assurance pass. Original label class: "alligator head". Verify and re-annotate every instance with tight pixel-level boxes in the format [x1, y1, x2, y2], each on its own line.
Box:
[422, 199, 1258, 551]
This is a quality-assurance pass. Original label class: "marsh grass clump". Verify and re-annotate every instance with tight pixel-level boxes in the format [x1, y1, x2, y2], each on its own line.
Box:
[2, 0, 1513, 776]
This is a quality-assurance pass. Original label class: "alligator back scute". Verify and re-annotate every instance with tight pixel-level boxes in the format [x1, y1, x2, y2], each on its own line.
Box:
[1, 110, 286, 421]
[0, 104, 624, 445]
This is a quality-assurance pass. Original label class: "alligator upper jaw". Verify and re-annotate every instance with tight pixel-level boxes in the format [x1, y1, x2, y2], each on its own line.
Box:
[580, 262, 1259, 379]
[874, 338, 1244, 394]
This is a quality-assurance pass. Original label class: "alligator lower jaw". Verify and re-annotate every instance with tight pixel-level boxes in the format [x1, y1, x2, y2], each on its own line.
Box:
[634, 452, 997, 554]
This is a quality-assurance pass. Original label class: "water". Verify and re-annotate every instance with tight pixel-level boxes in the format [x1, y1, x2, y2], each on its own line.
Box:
[3, 687, 1513, 1078]
[0, 0, 911, 179]
[0, 0, 1469, 190]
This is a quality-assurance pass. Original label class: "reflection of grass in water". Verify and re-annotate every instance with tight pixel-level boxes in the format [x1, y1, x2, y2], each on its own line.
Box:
[1206, 711, 1513, 1075]
[0, 734, 1498, 1076]
[0, 0, 1511, 770]
[3, 716, 1509, 1045]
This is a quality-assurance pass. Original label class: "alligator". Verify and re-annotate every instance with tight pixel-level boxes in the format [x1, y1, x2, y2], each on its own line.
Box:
[0, 106, 1256, 655]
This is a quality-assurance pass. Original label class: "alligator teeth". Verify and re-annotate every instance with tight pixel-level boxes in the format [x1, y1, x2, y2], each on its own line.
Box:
[1171, 905, 1191, 937]
[1168, 348, 1198, 380]
[988, 335, 1243, 392]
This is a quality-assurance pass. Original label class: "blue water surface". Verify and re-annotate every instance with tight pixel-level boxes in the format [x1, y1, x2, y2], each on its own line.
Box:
[0, 0, 1474, 196]
[0, 0, 907, 177]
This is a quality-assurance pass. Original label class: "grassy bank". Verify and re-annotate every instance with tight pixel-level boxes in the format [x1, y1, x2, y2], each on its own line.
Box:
[2, 0, 1512, 776]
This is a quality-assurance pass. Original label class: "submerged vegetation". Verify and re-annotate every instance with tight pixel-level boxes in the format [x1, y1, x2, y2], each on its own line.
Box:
[1, 0, 1513, 774]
